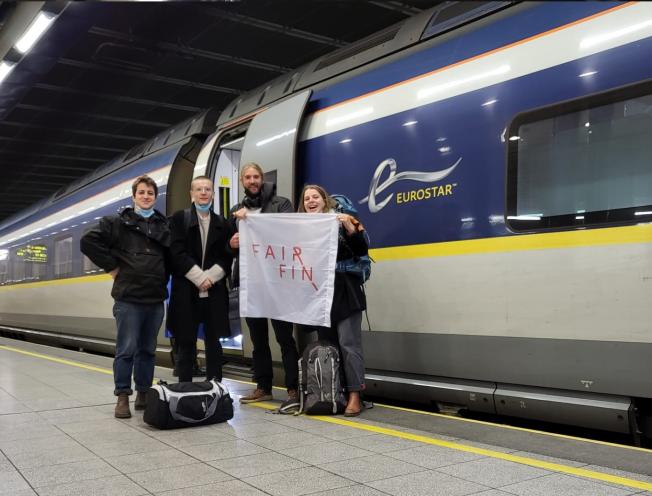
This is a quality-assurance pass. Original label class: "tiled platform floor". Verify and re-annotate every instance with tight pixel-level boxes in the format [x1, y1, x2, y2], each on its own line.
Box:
[1, 337, 651, 496]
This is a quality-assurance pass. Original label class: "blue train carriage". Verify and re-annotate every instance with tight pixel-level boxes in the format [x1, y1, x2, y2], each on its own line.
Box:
[0, 108, 220, 353]
[202, 1, 652, 440]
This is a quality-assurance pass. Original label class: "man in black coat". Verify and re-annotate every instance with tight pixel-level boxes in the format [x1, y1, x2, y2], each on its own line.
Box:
[167, 176, 233, 383]
[81, 175, 170, 419]
[228, 162, 300, 412]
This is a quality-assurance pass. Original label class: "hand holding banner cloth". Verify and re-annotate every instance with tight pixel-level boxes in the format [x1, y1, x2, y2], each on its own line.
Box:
[239, 213, 339, 327]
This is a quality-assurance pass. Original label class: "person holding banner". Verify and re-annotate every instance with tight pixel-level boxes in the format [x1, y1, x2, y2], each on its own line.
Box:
[167, 176, 233, 383]
[298, 184, 369, 417]
[229, 162, 300, 412]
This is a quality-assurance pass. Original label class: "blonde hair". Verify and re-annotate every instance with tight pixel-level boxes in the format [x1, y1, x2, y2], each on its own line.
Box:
[240, 162, 264, 180]
[297, 184, 337, 213]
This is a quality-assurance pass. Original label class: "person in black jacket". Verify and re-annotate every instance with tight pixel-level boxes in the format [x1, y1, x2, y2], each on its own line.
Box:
[229, 162, 300, 412]
[299, 184, 369, 416]
[80, 175, 170, 419]
[167, 176, 233, 383]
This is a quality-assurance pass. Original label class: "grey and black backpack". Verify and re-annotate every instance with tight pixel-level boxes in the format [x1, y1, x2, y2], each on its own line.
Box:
[298, 341, 347, 415]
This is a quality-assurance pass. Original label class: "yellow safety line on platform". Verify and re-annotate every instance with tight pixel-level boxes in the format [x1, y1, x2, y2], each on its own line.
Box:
[228, 377, 652, 454]
[2, 343, 650, 491]
[0, 344, 113, 375]
[246, 401, 652, 492]
[374, 402, 652, 454]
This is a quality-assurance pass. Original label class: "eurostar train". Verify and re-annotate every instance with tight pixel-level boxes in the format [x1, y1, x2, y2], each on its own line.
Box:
[2, 2, 652, 440]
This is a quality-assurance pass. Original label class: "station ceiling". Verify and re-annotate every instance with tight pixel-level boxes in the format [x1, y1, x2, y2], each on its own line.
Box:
[0, 0, 447, 222]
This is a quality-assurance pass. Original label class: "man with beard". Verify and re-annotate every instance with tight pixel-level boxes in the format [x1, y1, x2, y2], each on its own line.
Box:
[229, 162, 300, 413]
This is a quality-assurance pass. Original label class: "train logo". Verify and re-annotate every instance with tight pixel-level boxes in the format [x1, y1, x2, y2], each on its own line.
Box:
[360, 156, 461, 213]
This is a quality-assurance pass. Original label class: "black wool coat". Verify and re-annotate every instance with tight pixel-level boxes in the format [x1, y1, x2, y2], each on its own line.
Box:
[167, 206, 233, 340]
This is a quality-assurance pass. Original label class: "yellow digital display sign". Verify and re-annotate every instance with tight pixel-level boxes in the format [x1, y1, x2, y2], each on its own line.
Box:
[16, 244, 48, 263]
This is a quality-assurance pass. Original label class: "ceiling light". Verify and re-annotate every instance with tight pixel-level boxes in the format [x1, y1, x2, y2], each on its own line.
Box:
[15, 11, 55, 54]
[339, 138, 352, 144]
[509, 135, 520, 141]
[579, 70, 598, 77]
[402, 120, 418, 127]
[220, 136, 245, 148]
[0, 61, 15, 84]
[481, 99, 498, 106]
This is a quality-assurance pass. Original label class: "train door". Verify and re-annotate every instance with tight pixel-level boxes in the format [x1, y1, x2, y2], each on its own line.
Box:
[198, 91, 311, 360]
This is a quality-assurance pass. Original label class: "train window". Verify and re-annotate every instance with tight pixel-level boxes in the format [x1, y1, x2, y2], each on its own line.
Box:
[507, 82, 652, 231]
[0, 257, 7, 284]
[12, 248, 25, 282]
[54, 236, 73, 278]
[82, 227, 100, 273]
[28, 260, 46, 280]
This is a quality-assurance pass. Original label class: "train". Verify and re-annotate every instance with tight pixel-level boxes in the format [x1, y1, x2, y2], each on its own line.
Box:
[1, 1, 651, 441]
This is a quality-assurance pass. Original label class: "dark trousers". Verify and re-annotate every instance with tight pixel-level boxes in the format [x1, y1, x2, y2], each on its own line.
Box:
[177, 299, 223, 383]
[113, 300, 164, 395]
[316, 312, 365, 392]
[246, 317, 298, 391]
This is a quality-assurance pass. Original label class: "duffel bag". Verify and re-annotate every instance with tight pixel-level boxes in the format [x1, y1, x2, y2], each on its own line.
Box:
[144, 379, 234, 429]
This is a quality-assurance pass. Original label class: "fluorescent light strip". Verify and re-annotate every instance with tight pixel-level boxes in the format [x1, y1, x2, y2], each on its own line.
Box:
[0, 61, 15, 84]
[15, 11, 55, 54]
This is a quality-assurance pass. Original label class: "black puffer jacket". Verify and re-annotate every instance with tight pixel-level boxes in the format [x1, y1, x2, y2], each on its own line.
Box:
[80, 208, 171, 304]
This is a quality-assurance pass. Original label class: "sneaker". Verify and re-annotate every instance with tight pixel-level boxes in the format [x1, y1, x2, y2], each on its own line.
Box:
[278, 389, 300, 414]
[134, 391, 147, 411]
[239, 388, 273, 404]
[114, 393, 131, 419]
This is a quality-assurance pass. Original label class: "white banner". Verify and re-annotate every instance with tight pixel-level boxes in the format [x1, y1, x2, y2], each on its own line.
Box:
[239, 213, 339, 327]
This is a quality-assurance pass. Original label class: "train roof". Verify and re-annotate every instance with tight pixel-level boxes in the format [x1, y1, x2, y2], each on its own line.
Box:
[0, 107, 220, 233]
[216, 2, 514, 126]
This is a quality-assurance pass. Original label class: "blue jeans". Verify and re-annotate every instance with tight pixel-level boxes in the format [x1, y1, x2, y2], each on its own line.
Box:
[113, 300, 164, 396]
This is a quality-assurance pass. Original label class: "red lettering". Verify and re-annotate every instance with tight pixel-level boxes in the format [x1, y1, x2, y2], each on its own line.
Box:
[281, 245, 285, 260]
[279, 264, 286, 278]
[252, 243, 259, 255]
[292, 246, 303, 265]
[265, 245, 276, 260]
[302, 266, 318, 291]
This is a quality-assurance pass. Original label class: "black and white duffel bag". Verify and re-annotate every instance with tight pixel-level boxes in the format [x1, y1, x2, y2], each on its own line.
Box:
[144, 379, 234, 429]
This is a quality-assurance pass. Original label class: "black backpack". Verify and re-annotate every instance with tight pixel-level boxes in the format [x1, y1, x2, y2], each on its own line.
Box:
[144, 379, 234, 429]
[298, 341, 347, 415]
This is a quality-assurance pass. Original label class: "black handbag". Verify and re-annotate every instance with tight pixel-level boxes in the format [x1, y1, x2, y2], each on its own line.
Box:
[144, 379, 233, 429]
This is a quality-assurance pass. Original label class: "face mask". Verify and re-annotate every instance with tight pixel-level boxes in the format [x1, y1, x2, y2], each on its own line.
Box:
[195, 202, 212, 213]
[136, 207, 154, 218]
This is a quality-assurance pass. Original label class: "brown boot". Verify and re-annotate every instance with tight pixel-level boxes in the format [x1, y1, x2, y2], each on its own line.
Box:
[134, 391, 147, 411]
[115, 393, 131, 418]
[239, 388, 273, 404]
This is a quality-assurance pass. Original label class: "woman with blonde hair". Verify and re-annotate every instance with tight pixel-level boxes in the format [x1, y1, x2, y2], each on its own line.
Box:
[299, 184, 368, 416]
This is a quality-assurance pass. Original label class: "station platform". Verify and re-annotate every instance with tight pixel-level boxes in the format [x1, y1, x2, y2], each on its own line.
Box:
[1, 336, 651, 496]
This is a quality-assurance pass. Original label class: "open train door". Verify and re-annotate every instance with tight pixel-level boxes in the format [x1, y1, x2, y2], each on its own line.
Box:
[238, 90, 312, 204]
[198, 90, 312, 358]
